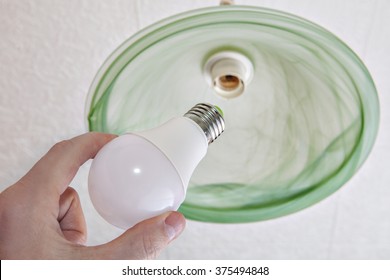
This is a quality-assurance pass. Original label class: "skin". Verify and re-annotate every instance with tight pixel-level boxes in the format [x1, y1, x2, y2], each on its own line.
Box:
[0, 132, 186, 259]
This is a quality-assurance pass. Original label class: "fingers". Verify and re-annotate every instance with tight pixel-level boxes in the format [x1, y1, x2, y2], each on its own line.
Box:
[20, 132, 117, 198]
[58, 187, 87, 245]
[79, 212, 186, 259]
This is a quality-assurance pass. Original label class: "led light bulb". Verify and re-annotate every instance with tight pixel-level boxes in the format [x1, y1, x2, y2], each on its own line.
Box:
[88, 103, 225, 229]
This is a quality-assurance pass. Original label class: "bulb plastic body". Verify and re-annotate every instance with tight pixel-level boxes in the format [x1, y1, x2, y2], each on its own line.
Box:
[88, 117, 208, 229]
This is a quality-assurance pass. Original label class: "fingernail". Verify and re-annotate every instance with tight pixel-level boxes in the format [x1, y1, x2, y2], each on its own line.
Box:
[165, 212, 185, 241]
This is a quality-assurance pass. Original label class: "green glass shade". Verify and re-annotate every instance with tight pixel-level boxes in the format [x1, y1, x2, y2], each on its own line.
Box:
[86, 6, 379, 223]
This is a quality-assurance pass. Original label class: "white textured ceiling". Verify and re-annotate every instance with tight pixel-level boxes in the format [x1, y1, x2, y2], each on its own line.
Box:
[0, 0, 389, 259]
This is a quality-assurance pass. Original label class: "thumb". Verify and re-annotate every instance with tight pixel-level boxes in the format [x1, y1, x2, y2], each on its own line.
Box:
[81, 212, 186, 259]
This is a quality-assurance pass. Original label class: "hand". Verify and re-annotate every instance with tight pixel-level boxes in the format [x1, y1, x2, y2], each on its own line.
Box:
[0, 132, 186, 259]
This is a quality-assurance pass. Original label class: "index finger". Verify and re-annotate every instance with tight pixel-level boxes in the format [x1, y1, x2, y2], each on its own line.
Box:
[20, 132, 117, 198]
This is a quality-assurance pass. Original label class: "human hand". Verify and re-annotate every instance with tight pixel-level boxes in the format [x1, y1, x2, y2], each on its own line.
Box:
[0, 132, 186, 259]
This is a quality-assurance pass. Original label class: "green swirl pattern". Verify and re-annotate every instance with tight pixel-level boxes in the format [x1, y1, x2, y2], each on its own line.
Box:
[86, 6, 379, 223]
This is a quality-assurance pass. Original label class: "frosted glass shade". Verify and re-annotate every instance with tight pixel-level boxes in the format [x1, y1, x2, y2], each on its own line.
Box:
[86, 6, 379, 223]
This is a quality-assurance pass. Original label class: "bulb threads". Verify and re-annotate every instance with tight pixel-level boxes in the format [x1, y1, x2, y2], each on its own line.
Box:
[184, 103, 225, 144]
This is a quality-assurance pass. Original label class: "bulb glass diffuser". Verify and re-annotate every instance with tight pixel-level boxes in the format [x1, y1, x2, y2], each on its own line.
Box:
[89, 103, 224, 229]
[86, 6, 379, 223]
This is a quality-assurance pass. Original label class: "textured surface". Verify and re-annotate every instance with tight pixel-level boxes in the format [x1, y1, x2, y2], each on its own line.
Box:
[1, 0, 389, 259]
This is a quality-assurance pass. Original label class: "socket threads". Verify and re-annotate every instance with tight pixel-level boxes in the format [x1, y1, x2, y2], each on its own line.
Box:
[203, 51, 254, 99]
[184, 103, 225, 144]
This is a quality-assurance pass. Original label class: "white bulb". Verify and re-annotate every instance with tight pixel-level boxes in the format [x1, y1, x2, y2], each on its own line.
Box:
[88, 104, 224, 229]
